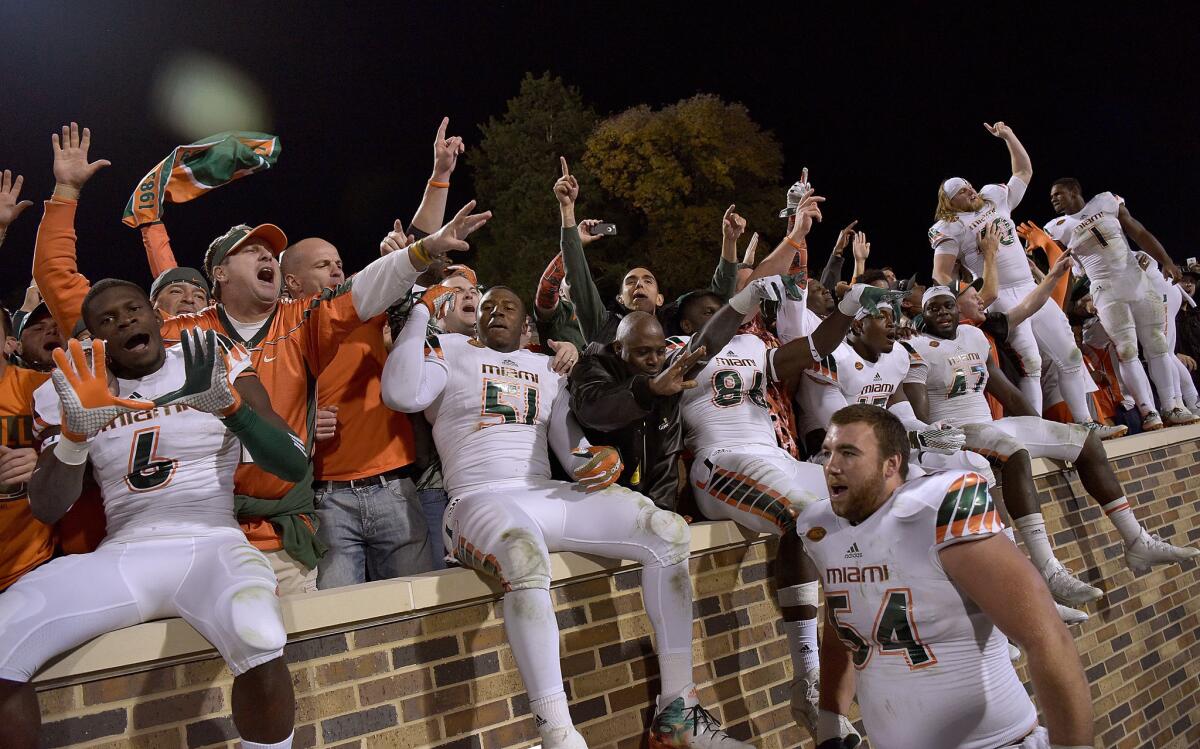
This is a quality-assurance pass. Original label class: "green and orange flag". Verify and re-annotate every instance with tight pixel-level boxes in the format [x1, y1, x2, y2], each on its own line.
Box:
[122, 132, 281, 227]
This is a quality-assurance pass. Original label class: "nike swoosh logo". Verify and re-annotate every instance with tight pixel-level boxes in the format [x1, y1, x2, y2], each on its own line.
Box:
[263, 355, 277, 362]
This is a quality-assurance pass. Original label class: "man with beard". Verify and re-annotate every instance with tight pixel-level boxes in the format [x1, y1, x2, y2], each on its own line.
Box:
[800, 405, 1093, 749]
[382, 286, 749, 749]
[929, 123, 1113, 436]
[2, 281, 307, 749]
[12, 303, 64, 373]
[903, 287, 1198, 608]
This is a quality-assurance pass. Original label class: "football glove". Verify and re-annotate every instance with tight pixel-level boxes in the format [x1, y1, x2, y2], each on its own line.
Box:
[153, 328, 242, 417]
[838, 284, 907, 318]
[571, 446, 623, 492]
[419, 284, 458, 319]
[51, 339, 154, 442]
[816, 709, 861, 749]
[909, 425, 967, 455]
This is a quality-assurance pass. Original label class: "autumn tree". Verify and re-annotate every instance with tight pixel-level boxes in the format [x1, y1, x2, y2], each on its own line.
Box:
[583, 94, 784, 295]
[468, 72, 611, 296]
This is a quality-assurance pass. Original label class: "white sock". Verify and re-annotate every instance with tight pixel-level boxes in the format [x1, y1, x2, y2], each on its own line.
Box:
[657, 652, 694, 700]
[1014, 514, 1055, 570]
[784, 619, 820, 673]
[502, 588, 564, 704]
[530, 691, 573, 732]
[241, 733, 293, 749]
[1145, 353, 1178, 411]
[1019, 375, 1044, 415]
[1117, 357, 1155, 413]
[1059, 367, 1095, 423]
[1102, 497, 1143, 545]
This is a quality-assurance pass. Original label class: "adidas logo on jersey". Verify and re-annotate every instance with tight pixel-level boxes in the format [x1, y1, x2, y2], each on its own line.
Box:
[845, 543, 863, 559]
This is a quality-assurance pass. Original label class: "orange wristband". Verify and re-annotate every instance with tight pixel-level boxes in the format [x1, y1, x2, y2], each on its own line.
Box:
[428, 179, 450, 189]
[785, 236, 806, 251]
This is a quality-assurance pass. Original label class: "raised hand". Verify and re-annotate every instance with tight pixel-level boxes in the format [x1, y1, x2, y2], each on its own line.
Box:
[648, 346, 707, 397]
[0, 170, 34, 228]
[571, 445, 623, 492]
[851, 231, 871, 263]
[838, 284, 908, 318]
[422, 200, 492, 258]
[722, 204, 747, 243]
[743, 232, 760, 266]
[832, 219, 859, 256]
[51, 339, 154, 442]
[1046, 247, 1074, 279]
[1015, 220, 1057, 253]
[380, 219, 415, 256]
[787, 193, 826, 241]
[578, 219, 607, 247]
[979, 222, 1000, 257]
[546, 339, 579, 375]
[553, 156, 579, 207]
[51, 122, 111, 191]
[432, 117, 465, 180]
[983, 121, 1015, 140]
[418, 284, 458, 318]
[153, 329, 243, 417]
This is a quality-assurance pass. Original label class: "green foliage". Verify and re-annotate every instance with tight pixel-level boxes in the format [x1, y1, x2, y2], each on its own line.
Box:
[468, 73, 603, 300]
[584, 94, 785, 295]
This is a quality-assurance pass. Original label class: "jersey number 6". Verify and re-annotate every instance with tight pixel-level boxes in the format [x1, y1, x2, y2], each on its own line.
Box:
[125, 427, 178, 493]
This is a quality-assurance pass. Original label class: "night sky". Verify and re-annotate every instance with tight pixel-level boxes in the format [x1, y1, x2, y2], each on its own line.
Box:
[2, 3, 1198, 309]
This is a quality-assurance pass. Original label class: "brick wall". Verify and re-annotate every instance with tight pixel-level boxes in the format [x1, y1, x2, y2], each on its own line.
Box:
[34, 438, 1200, 749]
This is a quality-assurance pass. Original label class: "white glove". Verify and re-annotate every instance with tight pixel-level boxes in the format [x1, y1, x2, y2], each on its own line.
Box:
[729, 273, 805, 315]
[837, 283, 907, 318]
[816, 708, 861, 748]
[909, 425, 967, 455]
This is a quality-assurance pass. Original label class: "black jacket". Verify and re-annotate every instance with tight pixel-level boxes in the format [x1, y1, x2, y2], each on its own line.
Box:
[569, 345, 684, 510]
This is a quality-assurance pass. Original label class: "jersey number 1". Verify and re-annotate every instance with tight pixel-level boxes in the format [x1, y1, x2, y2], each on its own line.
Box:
[125, 427, 177, 492]
[825, 588, 936, 670]
[480, 379, 539, 427]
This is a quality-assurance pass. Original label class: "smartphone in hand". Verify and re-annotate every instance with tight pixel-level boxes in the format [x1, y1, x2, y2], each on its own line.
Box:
[588, 223, 617, 237]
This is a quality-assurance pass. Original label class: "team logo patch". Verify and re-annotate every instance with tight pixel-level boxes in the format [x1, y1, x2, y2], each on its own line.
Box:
[1056, 218, 1066, 225]
[806, 527, 826, 542]
[929, 340, 940, 347]
[468, 339, 486, 348]
[854, 362, 864, 370]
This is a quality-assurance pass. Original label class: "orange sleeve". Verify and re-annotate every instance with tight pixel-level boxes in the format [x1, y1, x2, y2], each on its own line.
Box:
[32, 198, 91, 336]
[140, 222, 178, 278]
[1041, 241, 1070, 310]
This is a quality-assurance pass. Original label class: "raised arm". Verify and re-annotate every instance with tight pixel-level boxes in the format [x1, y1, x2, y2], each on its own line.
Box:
[978, 222, 1000, 308]
[380, 299, 451, 413]
[1006, 246, 1073, 328]
[555, 157, 606, 340]
[710, 205, 744, 299]
[931, 252, 959, 287]
[747, 193, 825, 283]
[1118, 204, 1181, 282]
[408, 117, 463, 235]
[985, 121, 1032, 188]
[0, 169, 34, 248]
[33, 122, 113, 335]
[941, 533, 1092, 746]
[819, 219, 856, 289]
[772, 286, 907, 381]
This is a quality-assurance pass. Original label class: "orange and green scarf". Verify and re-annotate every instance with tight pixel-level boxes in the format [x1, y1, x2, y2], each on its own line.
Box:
[122, 132, 281, 227]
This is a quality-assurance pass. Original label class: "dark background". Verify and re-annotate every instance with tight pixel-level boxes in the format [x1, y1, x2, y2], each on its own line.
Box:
[2, 2, 1197, 307]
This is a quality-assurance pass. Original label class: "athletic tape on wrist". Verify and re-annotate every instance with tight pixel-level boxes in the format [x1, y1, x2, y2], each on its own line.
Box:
[54, 435, 91, 465]
[777, 581, 819, 607]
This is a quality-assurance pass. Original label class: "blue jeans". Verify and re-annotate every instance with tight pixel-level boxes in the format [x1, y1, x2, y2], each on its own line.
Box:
[314, 477, 432, 589]
[418, 488, 449, 570]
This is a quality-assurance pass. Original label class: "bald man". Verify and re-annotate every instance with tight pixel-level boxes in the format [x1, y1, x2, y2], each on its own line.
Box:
[282, 236, 431, 588]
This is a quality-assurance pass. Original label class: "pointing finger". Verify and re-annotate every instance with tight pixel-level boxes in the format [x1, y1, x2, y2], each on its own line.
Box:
[436, 116, 449, 142]
[560, 156, 569, 178]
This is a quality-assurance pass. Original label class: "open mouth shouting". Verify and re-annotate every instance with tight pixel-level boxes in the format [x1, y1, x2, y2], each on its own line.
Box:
[123, 332, 152, 353]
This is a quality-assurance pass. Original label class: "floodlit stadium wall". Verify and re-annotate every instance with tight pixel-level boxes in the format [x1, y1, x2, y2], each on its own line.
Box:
[31, 426, 1200, 749]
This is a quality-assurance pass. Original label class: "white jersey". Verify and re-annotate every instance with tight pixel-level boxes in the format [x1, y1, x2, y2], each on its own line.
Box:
[423, 334, 562, 495]
[903, 327, 993, 425]
[929, 177, 1031, 289]
[34, 342, 254, 542]
[675, 334, 778, 454]
[1042, 192, 1136, 284]
[804, 341, 916, 407]
[796, 471, 1036, 749]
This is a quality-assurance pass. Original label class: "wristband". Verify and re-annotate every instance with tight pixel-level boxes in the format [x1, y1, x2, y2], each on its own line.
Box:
[54, 435, 91, 466]
[785, 236, 806, 251]
[408, 239, 433, 268]
[428, 179, 450, 189]
[53, 183, 81, 201]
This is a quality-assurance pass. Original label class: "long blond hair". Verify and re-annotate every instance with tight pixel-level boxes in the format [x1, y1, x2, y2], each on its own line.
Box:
[933, 184, 959, 223]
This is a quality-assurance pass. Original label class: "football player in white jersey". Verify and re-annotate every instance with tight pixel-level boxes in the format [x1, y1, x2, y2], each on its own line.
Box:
[929, 123, 1096, 427]
[0, 280, 309, 749]
[904, 287, 1199, 606]
[381, 285, 749, 749]
[670, 282, 907, 740]
[1034, 178, 1196, 428]
[1135, 251, 1200, 416]
[800, 405, 1093, 749]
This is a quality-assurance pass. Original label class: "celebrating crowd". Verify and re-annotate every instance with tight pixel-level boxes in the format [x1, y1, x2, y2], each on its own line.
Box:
[0, 117, 1196, 749]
